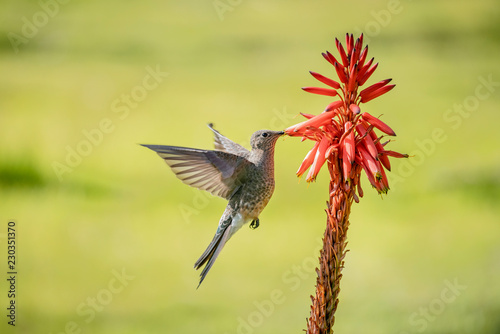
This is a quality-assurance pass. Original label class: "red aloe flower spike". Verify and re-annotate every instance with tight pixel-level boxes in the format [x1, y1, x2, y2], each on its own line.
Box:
[360, 84, 396, 103]
[302, 87, 338, 97]
[359, 79, 393, 98]
[362, 112, 396, 136]
[283, 34, 407, 333]
[306, 136, 330, 182]
[358, 62, 379, 86]
[309, 71, 341, 89]
[297, 141, 320, 177]
[325, 100, 344, 112]
[379, 150, 410, 158]
[335, 38, 349, 67]
[333, 62, 348, 83]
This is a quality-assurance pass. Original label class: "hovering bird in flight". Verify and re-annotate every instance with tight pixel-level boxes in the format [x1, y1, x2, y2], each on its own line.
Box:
[142, 124, 283, 286]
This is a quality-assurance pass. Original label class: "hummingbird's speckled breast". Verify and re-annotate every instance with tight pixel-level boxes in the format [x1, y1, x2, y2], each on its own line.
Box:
[238, 150, 276, 220]
[240, 175, 275, 220]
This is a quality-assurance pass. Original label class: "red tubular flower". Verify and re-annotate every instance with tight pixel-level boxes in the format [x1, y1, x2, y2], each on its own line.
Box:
[361, 112, 396, 136]
[355, 124, 378, 159]
[325, 100, 344, 112]
[360, 84, 396, 103]
[357, 62, 379, 86]
[379, 150, 410, 159]
[309, 71, 341, 89]
[302, 87, 338, 97]
[285, 33, 406, 195]
[296, 141, 320, 178]
[359, 79, 392, 98]
[333, 62, 348, 83]
[306, 136, 330, 182]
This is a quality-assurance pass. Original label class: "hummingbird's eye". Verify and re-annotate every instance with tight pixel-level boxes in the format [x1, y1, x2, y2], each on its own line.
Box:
[262, 132, 269, 138]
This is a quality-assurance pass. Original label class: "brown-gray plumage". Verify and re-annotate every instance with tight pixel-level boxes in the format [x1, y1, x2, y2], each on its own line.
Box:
[142, 124, 283, 287]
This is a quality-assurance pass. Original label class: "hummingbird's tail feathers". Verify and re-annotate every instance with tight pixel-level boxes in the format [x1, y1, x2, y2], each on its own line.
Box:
[194, 230, 221, 270]
[141, 144, 247, 200]
[195, 225, 232, 288]
[207, 124, 250, 157]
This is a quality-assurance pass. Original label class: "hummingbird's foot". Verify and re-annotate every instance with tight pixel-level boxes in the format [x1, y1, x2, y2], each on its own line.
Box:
[250, 219, 260, 230]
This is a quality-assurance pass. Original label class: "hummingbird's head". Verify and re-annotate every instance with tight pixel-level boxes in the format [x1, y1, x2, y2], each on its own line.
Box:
[250, 130, 285, 150]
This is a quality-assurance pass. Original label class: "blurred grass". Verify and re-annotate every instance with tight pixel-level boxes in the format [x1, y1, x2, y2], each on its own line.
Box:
[1, 0, 500, 333]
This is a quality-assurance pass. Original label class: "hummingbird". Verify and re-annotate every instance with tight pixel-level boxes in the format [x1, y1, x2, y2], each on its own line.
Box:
[142, 124, 284, 286]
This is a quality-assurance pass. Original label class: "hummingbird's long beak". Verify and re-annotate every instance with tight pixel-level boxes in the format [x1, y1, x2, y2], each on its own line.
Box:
[278, 131, 285, 135]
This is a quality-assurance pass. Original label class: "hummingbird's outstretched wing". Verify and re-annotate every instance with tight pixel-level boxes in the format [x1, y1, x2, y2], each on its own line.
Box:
[141, 144, 249, 199]
[207, 123, 249, 157]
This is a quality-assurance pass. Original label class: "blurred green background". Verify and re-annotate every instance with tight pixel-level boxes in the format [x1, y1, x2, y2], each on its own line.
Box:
[1, 0, 499, 333]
